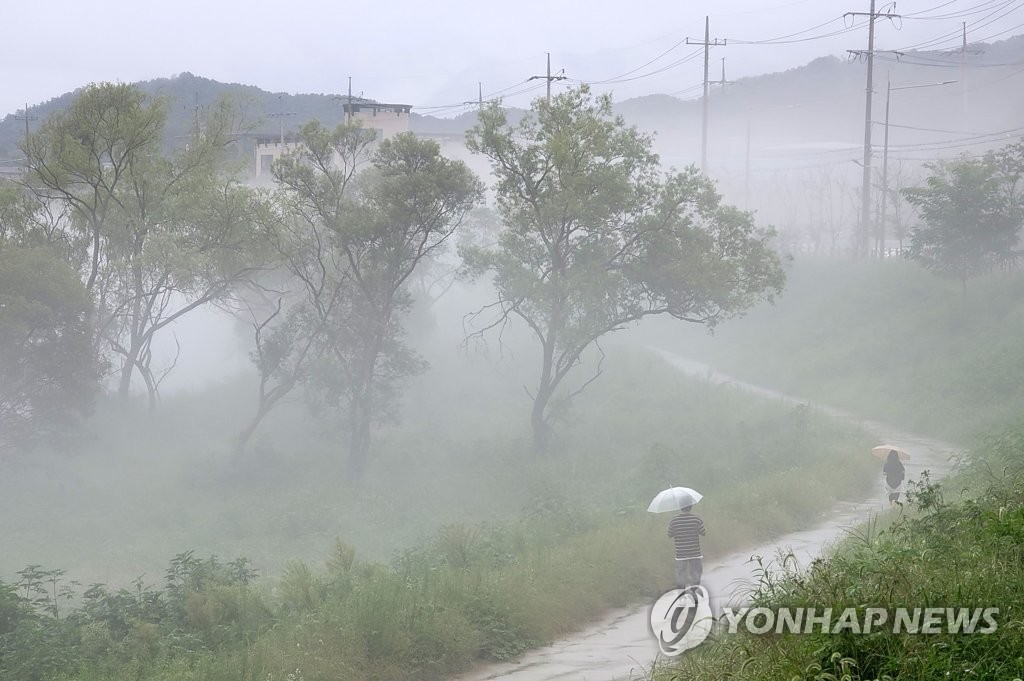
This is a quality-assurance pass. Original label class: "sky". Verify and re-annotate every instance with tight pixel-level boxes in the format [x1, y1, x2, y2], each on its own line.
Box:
[3, 0, 1024, 119]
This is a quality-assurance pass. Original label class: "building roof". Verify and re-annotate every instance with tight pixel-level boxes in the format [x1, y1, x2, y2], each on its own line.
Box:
[343, 101, 412, 115]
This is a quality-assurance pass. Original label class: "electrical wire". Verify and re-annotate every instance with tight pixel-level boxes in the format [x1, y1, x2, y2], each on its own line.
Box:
[729, 16, 869, 45]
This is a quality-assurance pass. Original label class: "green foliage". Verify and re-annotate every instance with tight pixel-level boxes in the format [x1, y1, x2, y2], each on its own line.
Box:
[19, 82, 267, 406]
[465, 86, 785, 452]
[0, 246, 98, 452]
[0, 552, 270, 681]
[904, 142, 1024, 293]
[660, 421, 1024, 681]
[257, 125, 483, 473]
[0, 351, 876, 680]
[661, 258, 1024, 443]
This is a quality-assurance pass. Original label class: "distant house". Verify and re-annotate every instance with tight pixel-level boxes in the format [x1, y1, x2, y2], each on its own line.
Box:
[254, 134, 301, 177]
[254, 100, 412, 178]
[343, 101, 412, 141]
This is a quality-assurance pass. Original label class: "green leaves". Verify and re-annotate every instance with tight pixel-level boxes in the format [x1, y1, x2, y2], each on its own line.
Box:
[904, 143, 1024, 293]
[0, 246, 98, 452]
[466, 86, 785, 451]
[254, 124, 483, 472]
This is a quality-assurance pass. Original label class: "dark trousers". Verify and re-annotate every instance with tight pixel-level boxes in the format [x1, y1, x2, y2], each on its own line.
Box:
[675, 557, 703, 589]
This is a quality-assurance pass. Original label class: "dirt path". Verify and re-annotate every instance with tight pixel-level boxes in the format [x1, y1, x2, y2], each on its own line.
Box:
[452, 352, 960, 681]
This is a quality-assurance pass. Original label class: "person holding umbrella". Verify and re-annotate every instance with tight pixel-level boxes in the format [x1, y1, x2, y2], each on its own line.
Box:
[874, 445, 910, 506]
[649, 487, 706, 588]
[883, 450, 906, 506]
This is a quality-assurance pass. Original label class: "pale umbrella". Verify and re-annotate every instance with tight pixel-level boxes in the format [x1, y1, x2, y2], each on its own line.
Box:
[648, 487, 703, 513]
[873, 445, 911, 462]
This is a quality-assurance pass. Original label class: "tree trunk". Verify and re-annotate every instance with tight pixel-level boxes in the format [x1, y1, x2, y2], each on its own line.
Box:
[530, 390, 552, 456]
[530, 330, 558, 456]
[117, 345, 140, 399]
[348, 392, 372, 478]
[236, 379, 297, 454]
[118, 260, 146, 400]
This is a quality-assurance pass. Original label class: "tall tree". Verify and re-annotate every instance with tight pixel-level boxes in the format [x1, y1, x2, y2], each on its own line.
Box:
[904, 144, 1023, 295]
[241, 120, 375, 455]
[20, 83, 164, 294]
[21, 85, 266, 405]
[465, 87, 785, 453]
[266, 124, 482, 474]
[0, 246, 99, 454]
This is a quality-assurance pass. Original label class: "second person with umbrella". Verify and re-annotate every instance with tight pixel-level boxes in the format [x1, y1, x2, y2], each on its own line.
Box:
[649, 487, 707, 589]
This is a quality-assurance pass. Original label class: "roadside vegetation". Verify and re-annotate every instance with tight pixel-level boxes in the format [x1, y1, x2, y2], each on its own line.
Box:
[0, 350, 877, 681]
[646, 245, 1024, 679]
[651, 258, 1024, 444]
[657, 419, 1024, 680]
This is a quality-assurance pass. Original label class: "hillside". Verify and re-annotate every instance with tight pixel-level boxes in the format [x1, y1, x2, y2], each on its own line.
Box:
[3, 34, 1022, 168]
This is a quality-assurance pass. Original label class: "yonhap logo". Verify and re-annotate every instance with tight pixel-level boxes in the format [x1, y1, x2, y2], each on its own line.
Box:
[649, 585, 714, 656]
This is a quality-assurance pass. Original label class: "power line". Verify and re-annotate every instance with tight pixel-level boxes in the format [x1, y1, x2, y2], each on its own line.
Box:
[528, 53, 568, 104]
[686, 16, 726, 172]
[847, 0, 900, 258]
[14, 103, 37, 148]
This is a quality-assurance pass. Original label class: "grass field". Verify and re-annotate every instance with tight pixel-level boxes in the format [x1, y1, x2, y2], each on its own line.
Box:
[0, 347, 878, 681]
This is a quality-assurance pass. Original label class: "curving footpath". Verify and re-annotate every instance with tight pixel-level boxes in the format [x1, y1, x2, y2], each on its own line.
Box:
[452, 351, 960, 681]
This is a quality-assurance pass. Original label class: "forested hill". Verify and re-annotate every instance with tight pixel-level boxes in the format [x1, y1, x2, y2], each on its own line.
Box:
[2, 32, 1023, 165]
[0, 72, 509, 163]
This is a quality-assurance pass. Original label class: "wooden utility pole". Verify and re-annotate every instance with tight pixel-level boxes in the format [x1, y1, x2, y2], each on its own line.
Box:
[846, 0, 900, 258]
[880, 75, 892, 258]
[463, 82, 484, 109]
[190, 92, 202, 140]
[941, 24, 981, 131]
[687, 17, 726, 173]
[14, 103, 37, 149]
[347, 76, 353, 123]
[744, 114, 751, 209]
[529, 53, 567, 104]
[268, 95, 296, 145]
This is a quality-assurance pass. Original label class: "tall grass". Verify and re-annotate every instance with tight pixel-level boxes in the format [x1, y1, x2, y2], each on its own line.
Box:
[0, 349, 879, 680]
[647, 258, 1024, 443]
[655, 420, 1024, 680]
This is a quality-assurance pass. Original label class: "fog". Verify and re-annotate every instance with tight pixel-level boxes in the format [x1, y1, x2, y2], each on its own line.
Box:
[2, 4, 1023, 679]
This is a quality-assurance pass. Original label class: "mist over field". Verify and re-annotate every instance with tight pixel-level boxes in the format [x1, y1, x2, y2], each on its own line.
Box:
[2, 2, 1024, 679]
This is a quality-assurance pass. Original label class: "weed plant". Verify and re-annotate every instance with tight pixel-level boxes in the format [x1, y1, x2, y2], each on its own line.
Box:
[646, 258, 1024, 443]
[657, 419, 1024, 680]
[0, 350, 876, 680]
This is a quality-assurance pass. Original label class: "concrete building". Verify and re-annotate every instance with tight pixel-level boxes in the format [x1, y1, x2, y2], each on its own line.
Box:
[343, 101, 412, 141]
[254, 134, 301, 177]
[253, 101, 412, 178]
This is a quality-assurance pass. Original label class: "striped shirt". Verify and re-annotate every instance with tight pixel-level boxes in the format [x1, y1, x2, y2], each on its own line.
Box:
[668, 513, 706, 560]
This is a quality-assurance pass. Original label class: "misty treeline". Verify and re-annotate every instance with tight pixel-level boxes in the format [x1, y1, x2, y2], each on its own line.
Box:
[903, 142, 1024, 294]
[0, 82, 789, 471]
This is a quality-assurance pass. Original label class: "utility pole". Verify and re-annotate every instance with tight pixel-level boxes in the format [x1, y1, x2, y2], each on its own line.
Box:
[939, 25, 981, 131]
[268, 95, 296, 145]
[953, 24, 984, 130]
[880, 75, 892, 258]
[846, 0, 900, 258]
[879, 79, 955, 257]
[528, 53, 567, 104]
[14, 103, 37, 150]
[190, 92, 202, 140]
[463, 82, 484, 109]
[744, 114, 751, 209]
[687, 17, 726, 173]
[347, 76, 353, 123]
[962, 22, 968, 130]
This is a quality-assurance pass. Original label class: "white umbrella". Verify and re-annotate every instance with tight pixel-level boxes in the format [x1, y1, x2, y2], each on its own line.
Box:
[648, 487, 703, 513]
